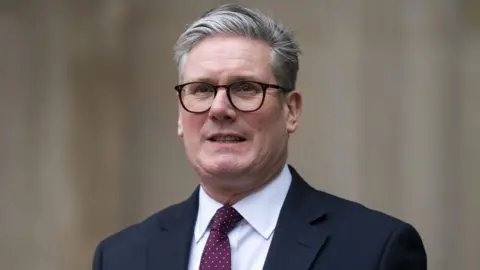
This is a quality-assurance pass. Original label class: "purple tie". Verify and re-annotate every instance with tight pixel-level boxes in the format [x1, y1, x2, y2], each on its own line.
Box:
[199, 205, 243, 270]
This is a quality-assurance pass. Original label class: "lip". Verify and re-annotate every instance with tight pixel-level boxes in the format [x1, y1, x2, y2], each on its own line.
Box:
[206, 132, 247, 141]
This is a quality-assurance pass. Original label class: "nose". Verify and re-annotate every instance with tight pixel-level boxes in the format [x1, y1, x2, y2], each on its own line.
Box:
[208, 88, 236, 122]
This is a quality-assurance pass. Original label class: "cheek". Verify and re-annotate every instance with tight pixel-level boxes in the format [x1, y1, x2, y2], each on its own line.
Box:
[181, 114, 205, 141]
[248, 110, 286, 145]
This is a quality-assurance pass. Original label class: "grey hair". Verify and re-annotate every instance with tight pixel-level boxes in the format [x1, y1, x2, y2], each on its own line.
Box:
[173, 4, 301, 90]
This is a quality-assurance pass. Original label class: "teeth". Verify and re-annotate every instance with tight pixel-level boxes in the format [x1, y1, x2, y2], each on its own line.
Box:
[211, 136, 244, 142]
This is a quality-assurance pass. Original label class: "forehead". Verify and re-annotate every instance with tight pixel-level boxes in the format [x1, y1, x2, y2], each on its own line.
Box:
[182, 35, 273, 82]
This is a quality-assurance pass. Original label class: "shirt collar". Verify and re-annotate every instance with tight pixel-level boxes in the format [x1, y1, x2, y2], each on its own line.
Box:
[194, 164, 292, 242]
[194, 185, 224, 243]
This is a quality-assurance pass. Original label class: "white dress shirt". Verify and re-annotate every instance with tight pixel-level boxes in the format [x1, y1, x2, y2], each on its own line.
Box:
[188, 164, 292, 270]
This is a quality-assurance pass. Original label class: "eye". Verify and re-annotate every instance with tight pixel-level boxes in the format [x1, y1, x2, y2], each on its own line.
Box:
[185, 83, 214, 95]
[196, 84, 212, 93]
[239, 82, 255, 91]
[231, 82, 262, 94]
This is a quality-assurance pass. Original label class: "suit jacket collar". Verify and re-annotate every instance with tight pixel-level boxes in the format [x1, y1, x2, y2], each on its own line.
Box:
[262, 165, 330, 270]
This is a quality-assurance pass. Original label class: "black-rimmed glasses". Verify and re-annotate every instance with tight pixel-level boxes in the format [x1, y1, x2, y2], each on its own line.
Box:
[174, 81, 292, 113]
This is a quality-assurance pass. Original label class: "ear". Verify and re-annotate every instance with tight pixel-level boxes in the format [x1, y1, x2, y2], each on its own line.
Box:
[284, 91, 302, 133]
[177, 115, 183, 137]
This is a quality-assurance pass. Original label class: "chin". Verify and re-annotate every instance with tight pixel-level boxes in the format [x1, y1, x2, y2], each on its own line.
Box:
[198, 157, 250, 178]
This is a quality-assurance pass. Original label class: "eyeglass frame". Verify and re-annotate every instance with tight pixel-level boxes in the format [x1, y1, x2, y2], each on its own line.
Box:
[174, 80, 293, 113]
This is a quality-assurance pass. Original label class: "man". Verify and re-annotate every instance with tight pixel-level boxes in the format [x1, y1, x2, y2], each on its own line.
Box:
[92, 4, 427, 270]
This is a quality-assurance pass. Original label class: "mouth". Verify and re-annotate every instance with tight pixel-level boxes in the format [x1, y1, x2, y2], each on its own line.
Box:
[207, 135, 247, 143]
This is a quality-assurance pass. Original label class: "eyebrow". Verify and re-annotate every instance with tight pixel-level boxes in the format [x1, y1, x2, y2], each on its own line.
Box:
[227, 75, 261, 82]
[186, 75, 262, 84]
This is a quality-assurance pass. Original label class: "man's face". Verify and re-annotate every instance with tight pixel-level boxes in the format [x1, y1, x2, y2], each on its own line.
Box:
[177, 35, 301, 184]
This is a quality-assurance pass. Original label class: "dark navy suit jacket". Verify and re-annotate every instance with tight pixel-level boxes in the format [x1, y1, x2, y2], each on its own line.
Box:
[92, 165, 427, 270]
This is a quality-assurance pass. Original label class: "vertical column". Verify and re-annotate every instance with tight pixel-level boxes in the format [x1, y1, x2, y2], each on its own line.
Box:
[357, 0, 405, 214]
[0, 0, 76, 269]
[68, 0, 132, 268]
[282, 0, 365, 200]
[458, 2, 480, 267]
[32, 0, 75, 268]
[320, 0, 364, 200]
[0, 3, 41, 270]
[399, 0, 458, 269]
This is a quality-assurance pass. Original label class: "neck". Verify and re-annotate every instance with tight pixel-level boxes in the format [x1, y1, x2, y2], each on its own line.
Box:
[200, 163, 286, 205]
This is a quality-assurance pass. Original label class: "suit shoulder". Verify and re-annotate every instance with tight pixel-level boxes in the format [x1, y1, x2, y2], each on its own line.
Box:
[309, 188, 426, 261]
[98, 200, 188, 251]
[313, 189, 414, 232]
[290, 166, 413, 232]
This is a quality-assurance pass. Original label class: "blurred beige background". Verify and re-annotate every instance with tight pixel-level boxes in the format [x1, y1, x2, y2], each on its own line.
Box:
[1, 0, 479, 269]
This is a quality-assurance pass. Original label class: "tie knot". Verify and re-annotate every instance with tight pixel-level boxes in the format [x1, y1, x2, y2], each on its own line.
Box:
[210, 205, 243, 234]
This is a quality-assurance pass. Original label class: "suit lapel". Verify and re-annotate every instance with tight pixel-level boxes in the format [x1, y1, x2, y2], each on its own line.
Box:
[263, 166, 330, 270]
[146, 187, 199, 270]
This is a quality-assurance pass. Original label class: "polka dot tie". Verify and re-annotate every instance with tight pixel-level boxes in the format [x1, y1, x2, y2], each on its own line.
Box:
[199, 205, 243, 270]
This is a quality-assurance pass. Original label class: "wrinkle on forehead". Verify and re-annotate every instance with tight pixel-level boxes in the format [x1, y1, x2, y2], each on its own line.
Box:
[182, 35, 273, 83]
